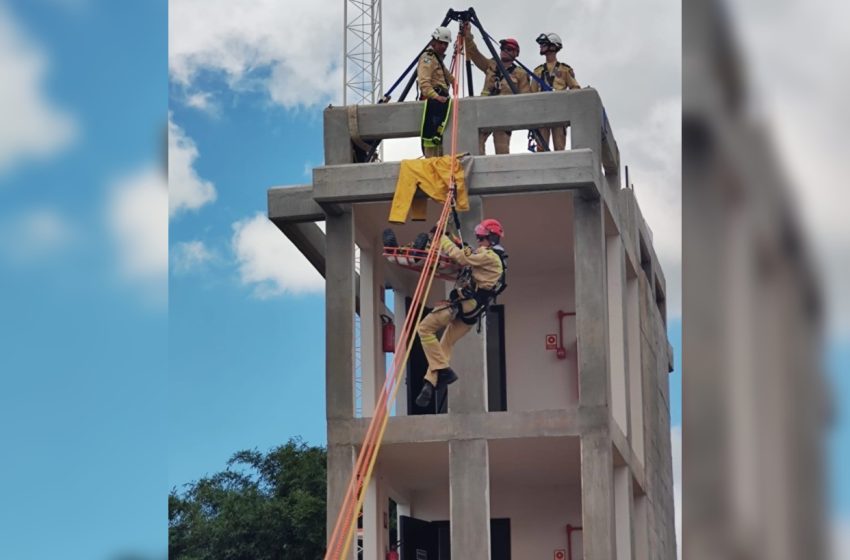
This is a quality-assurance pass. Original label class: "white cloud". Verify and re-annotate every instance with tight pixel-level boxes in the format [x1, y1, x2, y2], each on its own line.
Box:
[171, 240, 215, 274]
[833, 517, 850, 560]
[0, 3, 77, 177]
[727, 0, 850, 339]
[185, 91, 218, 114]
[0, 208, 77, 263]
[168, 116, 216, 216]
[107, 165, 168, 302]
[168, 0, 344, 109]
[671, 426, 682, 560]
[231, 212, 324, 298]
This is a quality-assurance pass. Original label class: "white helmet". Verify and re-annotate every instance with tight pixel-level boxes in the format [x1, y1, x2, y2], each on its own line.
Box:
[536, 32, 563, 50]
[432, 26, 452, 44]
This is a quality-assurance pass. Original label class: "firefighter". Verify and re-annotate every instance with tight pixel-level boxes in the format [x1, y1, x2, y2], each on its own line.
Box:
[418, 26, 456, 158]
[460, 22, 531, 155]
[530, 32, 581, 151]
[415, 219, 507, 408]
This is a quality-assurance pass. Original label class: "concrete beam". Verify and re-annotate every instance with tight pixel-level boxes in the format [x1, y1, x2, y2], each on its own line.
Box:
[274, 221, 327, 277]
[310, 150, 597, 206]
[450, 439, 491, 560]
[268, 185, 325, 223]
[327, 406, 608, 446]
[324, 88, 606, 141]
[326, 102, 424, 140]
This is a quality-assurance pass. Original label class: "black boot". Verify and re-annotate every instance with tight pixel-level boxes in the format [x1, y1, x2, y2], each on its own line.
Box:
[412, 232, 429, 250]
[437, 367, 458, 387]
[415, 380, 435, 408]
[383, 228, 399, 248]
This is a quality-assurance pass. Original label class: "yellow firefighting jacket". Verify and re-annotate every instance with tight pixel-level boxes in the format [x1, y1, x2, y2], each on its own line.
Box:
[417, 48, 455, 100]
[464, 34, 531, 96]
[530, 60, 580, 92]
[439, 236, 504, 291]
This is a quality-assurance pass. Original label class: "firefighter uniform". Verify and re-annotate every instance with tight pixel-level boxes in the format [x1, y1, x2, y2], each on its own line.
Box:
[464, 33, 531, 155]
[417, 48, 455, 158]
[530, 61, 580, 151]
[418, 236, 504, 387]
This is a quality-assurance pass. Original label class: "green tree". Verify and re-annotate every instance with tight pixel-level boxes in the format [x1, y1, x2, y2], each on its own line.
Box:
[169, 438, 327, 560]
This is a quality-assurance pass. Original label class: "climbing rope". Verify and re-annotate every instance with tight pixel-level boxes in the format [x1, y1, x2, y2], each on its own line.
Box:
[324, 28, 467, 560]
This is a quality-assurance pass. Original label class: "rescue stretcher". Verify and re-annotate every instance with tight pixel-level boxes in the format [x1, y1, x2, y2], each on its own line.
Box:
[382, 246, 462, 281]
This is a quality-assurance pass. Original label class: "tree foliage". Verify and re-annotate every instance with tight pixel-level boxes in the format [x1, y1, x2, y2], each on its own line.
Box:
[169, 439, 327, 560]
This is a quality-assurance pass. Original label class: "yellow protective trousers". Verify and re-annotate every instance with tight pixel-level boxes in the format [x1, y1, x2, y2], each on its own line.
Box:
[418, 299, 478, 385]
[388, 156, 470, 224]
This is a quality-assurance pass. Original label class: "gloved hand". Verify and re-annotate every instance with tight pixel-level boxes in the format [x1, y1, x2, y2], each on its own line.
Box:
[439, 235, 455, 252]
[462, 246, 473, 257]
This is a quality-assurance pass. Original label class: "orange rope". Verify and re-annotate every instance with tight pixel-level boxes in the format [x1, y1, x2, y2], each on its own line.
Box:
[324, 31, 466, 560]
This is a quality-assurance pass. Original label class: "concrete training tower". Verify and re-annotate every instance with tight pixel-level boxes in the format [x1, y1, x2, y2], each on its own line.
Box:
[268, 88, 677, 559]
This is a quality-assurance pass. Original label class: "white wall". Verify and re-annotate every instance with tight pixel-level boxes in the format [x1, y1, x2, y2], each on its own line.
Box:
[633, 492, 649, 560]
[499, 270, 579, 412]
[614, 466, 634, 560]
[626, 274, 645, 465]
[607, 234, 629, 436]
[490, 483, 583, 559]
[411, 484, 450, 522]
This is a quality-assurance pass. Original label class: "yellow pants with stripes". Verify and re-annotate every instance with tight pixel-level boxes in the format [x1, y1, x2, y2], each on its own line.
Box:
[417, 299, 477, 385]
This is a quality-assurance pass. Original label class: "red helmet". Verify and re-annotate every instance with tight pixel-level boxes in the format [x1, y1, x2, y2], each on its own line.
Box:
[475, 218, 504, 239]
[499, 38, 520, 55]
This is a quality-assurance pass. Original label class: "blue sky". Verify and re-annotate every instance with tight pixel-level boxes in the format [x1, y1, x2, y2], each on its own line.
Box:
[0, 0, 166, 558]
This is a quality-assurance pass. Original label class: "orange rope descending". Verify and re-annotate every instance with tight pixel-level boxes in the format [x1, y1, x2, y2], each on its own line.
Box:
[323, 31, 466, 560]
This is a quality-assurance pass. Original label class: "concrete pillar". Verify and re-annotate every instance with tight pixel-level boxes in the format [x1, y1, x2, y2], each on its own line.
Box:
[573, 194, 610, 408]
[453, 104, 482, 155]
[580, 432, 616, 559]
[326, 444, 358, 560]
[448, 196, 488, 414]
[393, 289, 408, 416]
[449, 438, 491, 560]
[326, 209, 356, 419]
[570, 89, 620, 197]
[363, 470, 387, 560]
[614, 465, 634, 560]
[324, 107, 354, 165]
[570, 90, 603, 167]
[360, 234, 386, 414]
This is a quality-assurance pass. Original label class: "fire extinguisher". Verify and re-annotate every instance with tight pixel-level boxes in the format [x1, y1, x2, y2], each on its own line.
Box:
[381, 314, 395, 353]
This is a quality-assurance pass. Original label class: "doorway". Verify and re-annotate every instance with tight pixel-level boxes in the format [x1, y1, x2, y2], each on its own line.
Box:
[405, 299, 448, 415]
[402, 517, 511, 559]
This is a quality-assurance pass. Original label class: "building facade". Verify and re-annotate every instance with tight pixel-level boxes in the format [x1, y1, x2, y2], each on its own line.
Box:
[268, 88, 676, 559]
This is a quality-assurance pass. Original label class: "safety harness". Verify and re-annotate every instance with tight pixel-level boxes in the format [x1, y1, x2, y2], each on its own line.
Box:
[419, 48, 453, 150]
[450, 243, 509, 326]
[539, 61, 566, 89]
[488, 64, 517, 96]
